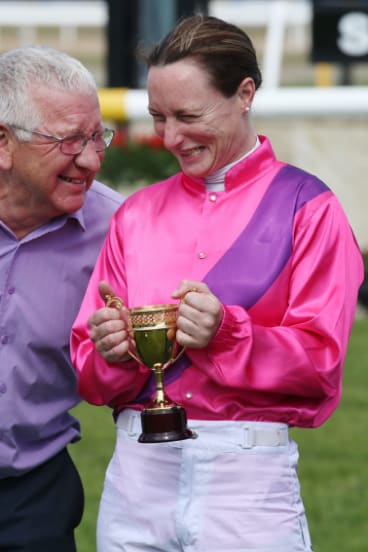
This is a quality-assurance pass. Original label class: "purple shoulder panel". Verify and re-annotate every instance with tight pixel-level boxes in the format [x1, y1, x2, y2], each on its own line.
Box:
[203, 165, 328, 308]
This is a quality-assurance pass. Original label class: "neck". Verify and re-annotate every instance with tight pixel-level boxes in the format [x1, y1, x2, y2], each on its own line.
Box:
[205, 135, 260, 191]
[0, 185, 50, 239]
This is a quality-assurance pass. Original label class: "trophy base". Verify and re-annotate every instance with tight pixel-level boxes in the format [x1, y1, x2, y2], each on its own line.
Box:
[138, 405, 193, 443]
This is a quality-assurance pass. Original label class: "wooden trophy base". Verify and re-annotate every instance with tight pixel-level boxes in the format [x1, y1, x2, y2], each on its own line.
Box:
[138, 405, 193, 443]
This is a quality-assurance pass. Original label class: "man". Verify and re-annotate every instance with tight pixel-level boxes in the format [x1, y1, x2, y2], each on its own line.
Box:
[0, 45, 123, 551]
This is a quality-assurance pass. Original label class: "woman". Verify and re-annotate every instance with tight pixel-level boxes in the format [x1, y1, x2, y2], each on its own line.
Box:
[71, 15, 363, 552]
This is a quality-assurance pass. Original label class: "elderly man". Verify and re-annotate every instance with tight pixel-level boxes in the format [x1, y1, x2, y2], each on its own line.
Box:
[0, 45, 123, 551]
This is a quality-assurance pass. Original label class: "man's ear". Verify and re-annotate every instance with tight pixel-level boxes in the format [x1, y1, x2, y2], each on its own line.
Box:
[0, 124, 14, 170]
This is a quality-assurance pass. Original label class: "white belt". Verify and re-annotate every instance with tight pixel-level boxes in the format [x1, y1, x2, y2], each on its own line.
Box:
[116, 409, 289, 449]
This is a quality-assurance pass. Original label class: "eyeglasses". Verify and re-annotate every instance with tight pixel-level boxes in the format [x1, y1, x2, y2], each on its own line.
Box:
[10, 125, 115, 155]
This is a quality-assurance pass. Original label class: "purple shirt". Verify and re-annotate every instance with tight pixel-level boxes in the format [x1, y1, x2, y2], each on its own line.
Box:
[0, 180, 123, 477]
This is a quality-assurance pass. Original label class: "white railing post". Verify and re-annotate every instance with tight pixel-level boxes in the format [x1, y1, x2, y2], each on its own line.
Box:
[262, 0, 288, 89]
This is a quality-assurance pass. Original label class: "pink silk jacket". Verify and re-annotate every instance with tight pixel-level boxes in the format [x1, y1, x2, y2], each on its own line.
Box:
[71, 136, 363, 428]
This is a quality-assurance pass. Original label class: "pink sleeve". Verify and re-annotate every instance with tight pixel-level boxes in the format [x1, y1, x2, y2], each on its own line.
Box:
[70, 215, 151, 407]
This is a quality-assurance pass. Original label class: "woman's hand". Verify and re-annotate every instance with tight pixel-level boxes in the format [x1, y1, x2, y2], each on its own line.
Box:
[172, 280, 223, 349]
[88, 281, 132, 363]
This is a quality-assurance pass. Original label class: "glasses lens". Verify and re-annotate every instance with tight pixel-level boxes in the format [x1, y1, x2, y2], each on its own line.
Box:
[99, 129, 115, 150]
[93, 131, 108, 152]
[59, 129, 115, 155]
[60, 136, 85, 155]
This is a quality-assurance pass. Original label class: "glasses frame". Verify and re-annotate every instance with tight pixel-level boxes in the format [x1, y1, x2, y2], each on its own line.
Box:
[9, 125, 115, 155]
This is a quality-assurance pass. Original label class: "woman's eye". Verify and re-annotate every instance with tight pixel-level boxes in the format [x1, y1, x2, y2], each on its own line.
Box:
[151, 114, 165, 122]
[179, 115, 196, 122]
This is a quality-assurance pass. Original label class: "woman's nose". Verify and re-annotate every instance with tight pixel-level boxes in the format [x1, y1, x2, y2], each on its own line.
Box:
[162, 119, 182, 149]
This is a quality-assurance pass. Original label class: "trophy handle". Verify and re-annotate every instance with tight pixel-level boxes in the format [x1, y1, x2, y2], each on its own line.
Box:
[104, 294, 142, 364]
[170, 345, 185, 364]
[104, 294, 125, 310]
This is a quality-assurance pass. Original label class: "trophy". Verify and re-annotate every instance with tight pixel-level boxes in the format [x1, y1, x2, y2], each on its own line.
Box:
[105, 295, 193, 443]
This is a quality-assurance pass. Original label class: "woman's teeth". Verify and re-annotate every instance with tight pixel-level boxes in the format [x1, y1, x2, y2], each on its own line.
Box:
[182, 146, 204, 157]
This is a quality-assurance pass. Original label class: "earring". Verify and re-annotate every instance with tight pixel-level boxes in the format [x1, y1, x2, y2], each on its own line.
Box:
[245, 106, 250, 112]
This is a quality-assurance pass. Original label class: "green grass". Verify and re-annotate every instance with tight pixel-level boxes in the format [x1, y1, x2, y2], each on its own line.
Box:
[69, 404, 115, 551]
[70, 318, 368, 552]
[291, 317, 368, 551]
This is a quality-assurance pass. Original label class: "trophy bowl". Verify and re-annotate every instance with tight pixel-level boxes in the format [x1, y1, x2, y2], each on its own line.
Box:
[105, 296, 193, 443]
[130, 304, 181, 372]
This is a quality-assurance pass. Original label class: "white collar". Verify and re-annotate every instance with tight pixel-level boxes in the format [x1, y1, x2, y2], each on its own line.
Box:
[205, 136, 261, 191]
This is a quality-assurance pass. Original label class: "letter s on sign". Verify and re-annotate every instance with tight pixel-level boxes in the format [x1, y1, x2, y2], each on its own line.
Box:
[337, 11, 368, 56]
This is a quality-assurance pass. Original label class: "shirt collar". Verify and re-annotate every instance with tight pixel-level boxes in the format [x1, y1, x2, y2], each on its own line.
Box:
[205, 136, 261, 191]
[181, 135, 277, 193]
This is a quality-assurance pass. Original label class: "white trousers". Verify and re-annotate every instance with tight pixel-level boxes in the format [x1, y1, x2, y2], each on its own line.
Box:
[97, 410, 313, 552]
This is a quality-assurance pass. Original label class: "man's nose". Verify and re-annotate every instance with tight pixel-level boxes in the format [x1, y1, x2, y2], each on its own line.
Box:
[74, 140, 103, 172]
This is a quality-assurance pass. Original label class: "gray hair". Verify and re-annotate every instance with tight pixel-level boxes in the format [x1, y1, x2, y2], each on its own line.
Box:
[0, 45, 97, 137]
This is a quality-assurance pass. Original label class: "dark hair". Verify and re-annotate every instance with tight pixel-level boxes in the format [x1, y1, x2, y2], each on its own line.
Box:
[144, 15, 262, 97]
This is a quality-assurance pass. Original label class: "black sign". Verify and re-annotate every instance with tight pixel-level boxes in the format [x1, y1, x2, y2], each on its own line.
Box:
[312, 0, 368, 62]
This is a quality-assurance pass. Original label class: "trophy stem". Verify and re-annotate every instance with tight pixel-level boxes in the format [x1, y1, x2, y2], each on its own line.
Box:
[151, 363, 171, 408]
[140, 362, 193, 443]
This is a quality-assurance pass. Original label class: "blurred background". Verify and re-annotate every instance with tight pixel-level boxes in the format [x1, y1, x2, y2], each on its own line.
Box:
[1, 2, 367, 550]
[1, 0, 368, 251]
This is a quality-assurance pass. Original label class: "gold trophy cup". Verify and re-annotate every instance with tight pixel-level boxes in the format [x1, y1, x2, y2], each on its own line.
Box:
[105, 295, 193, 443]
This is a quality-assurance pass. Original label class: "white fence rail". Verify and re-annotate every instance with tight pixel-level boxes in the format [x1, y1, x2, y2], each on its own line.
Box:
[0, 1, 310, 30]
[97, 85, 368, 121]
[0, 1, 107, 48]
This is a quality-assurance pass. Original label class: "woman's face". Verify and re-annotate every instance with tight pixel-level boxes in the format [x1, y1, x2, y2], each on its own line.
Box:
[147, 58, 254, 178]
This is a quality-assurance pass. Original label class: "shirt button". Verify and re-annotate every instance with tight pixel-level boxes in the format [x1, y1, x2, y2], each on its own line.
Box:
[198, 252, 207, 259]
[0, 382, 6, 394]
[185, 392, 193, 399]
[8, 287, 15, 294]
[209, 193, 217, 202]
[1, 336, 8, 345]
